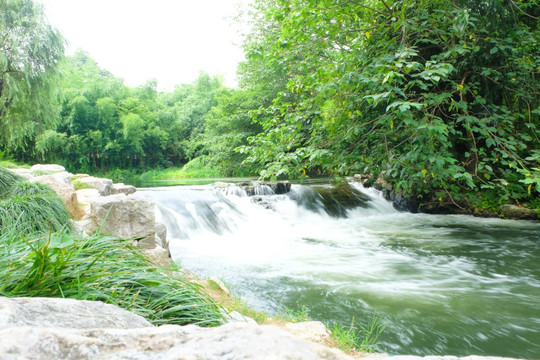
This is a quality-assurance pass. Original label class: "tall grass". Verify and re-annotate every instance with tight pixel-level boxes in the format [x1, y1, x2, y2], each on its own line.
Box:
[329, 316, 387, 353]
[0, 166, 24, 195]
[0, 226, 223, 326]
[0, 180, 71, 234]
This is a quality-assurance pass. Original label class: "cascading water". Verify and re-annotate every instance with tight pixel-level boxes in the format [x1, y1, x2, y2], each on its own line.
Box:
[139, 182, 540, 359]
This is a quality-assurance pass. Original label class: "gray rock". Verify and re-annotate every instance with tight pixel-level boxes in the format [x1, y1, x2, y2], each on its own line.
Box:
[142, 246, 172, 268]
[74, 175, 113, 196]
[0, 322, 356, 360]
[75, 188, 101, 217]
[111, 183, 136, 195]
[155, 222, 168, 249]
[0, 297, 151, 329]
[80, 194, 156, 241]
[0, 297, 523, 360]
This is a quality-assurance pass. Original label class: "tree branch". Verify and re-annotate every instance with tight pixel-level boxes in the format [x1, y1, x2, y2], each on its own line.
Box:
[508, 0, 538, 19]
[349, 0, 391, 17]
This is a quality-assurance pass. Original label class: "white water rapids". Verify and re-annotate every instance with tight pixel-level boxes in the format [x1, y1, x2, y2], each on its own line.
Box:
[139, 182, 540, 358]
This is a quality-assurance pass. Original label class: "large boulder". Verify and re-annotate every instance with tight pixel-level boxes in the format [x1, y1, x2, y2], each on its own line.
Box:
[78, 193, 156, 242]
[0, 297, 523, 360]
[31, 172, 81, 219]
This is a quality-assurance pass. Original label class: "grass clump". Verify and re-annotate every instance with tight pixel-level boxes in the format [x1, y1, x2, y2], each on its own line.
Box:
[329, 316, 386, 353]
[0, 166, 24, 195]
[0, 181, 71, 234]
[71, 178, 93, 191]
[0, 226, 224, 326]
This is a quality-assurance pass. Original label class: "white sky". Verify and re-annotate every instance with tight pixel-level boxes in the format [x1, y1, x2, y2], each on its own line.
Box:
[39, 0, 250, 91]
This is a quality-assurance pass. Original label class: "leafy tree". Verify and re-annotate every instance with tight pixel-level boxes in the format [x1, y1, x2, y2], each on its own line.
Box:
[35, 130, 68, 163]
[240, 0, 540, 211]
[201, 88, 263, 176]
[0, 0, 64, 152]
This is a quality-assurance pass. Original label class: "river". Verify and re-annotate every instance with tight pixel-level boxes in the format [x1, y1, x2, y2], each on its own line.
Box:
[138, 181, 540, 359]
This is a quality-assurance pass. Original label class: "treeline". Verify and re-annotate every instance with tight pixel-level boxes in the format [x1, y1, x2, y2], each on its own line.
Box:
[34, 52, 261, 176]
[2, 48, 260, 176]
[1, 0, 539, 212]
[1, 1, 261, 177]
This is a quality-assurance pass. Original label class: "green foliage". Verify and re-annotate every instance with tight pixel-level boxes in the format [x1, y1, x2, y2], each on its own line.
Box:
[239, 0, 540, 209]
[329, 316, 386, 353]
[275, 305, 310, 323]
[0, 226, 223, 326]
[0, 0, 64, 150]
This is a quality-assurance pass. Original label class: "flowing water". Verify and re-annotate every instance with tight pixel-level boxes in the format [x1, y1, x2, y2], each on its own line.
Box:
[139, 182, 540, 359]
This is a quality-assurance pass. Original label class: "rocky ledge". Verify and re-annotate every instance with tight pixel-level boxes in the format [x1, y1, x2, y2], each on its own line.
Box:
[0, 297, 522, 360]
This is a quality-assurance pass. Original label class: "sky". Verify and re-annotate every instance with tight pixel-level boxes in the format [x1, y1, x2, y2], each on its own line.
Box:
[39, 0, 250, 91]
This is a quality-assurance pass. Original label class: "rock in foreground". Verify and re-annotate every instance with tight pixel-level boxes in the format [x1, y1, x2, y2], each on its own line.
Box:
[0, 297, 522, 360]
[0, 297, 354, 360]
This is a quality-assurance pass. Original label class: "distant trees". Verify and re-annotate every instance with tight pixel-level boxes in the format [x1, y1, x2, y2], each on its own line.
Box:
[4, 47, 259, 176]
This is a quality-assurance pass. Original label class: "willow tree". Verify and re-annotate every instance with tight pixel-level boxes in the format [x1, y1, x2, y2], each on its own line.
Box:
[240, 0, 540, 212]
[0, 0, 65, 153]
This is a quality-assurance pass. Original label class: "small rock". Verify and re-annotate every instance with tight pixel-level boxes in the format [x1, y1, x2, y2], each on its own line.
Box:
[222, 310, 258, 325]
[75, 176, 113, 196]
[111, 183, 136, 195]
[155, 222, 168, 249]
[142, 246, 173, 268]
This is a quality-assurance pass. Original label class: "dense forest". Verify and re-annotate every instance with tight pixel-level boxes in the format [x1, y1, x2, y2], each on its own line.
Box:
[1, 0, 539, 214]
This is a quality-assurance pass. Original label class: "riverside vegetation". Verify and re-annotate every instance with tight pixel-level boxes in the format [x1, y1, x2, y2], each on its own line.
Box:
[0, 0, 538, 216]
